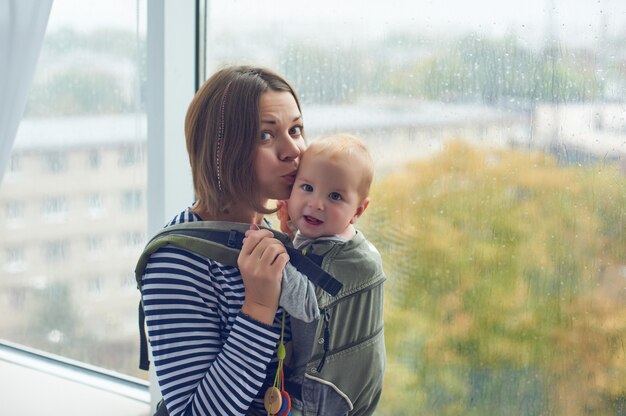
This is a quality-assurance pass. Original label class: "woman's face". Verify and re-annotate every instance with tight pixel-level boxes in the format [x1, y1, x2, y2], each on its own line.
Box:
[255, 90, 306, 202]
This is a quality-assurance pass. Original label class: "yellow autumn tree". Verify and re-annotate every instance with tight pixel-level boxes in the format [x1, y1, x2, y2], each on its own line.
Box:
[362, 141, 626, 416]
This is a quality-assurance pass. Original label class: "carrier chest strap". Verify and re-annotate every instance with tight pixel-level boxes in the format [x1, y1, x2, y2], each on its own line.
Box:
[155, 228, 343, 296]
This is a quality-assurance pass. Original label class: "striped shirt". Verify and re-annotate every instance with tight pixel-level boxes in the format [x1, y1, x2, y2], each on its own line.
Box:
[141, 208, 290, 415]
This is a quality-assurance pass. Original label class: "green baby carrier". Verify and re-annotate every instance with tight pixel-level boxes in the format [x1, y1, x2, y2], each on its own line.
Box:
[135, 221, 382, 416]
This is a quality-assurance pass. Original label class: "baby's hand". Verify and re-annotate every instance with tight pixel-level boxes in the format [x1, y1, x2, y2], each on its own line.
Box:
[276, 200, 296, 240]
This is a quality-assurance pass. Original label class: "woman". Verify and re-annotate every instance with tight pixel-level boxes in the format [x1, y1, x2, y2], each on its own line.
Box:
[140, 65, 305, 415]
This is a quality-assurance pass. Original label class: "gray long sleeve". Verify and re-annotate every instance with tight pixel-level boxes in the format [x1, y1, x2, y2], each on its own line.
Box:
[280, 262, 320, 322]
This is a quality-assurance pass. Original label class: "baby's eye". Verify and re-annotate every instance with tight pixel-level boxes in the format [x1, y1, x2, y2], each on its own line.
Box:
[289, 125, 303, 136]
[329, 192, 343, 201]
[260, 131, 273, 142]
[301, 184, 313, 192]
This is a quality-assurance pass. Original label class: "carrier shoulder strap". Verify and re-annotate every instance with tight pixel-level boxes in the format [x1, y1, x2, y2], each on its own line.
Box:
[135, 221, 343, 371]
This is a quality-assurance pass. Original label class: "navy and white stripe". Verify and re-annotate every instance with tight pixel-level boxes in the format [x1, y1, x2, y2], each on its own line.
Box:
[142, 208, 289, 416]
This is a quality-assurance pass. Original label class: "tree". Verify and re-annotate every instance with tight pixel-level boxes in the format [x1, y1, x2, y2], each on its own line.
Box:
[362, 141, 626, 415]
[383, 34, 604, 105]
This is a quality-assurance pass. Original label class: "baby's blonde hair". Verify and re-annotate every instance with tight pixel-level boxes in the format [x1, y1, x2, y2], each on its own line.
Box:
[302, 133, 374, 200]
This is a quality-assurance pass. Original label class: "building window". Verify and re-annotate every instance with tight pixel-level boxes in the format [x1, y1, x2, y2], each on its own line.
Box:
[43, 240, 69, 263]
[6, 201, 25, 222]
[120, 189, 142, 212]
[117, 145, 142, 167]
[8, 287, 26, 310]
[120, 271, 136, 292]
[87, 274, 104, 294]
[86, 193, 104, 217]
[5, 247, 25, 273]
[87, 236, 104, 256]
[8, 155, 20, 174]
[88, 149, 101, 169]
[121, 230, 145, 249]
[42, 197, 68, 220]
[42, 151, 67, 173]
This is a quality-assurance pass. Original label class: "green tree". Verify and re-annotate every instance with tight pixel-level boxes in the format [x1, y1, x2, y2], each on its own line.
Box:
[383, 34, 603, 105]
[279, 42, 364, 104]
[29, 281, 78, 349]
[24, 27, 145, 117]
[27, 69, 131, 116]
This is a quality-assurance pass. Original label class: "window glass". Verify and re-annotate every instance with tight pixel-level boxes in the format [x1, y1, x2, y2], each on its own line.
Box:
[205, 1, 626, 413]
[0, 0, 147, 378]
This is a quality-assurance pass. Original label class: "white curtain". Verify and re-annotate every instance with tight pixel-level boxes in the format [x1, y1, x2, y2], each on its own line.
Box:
[0, 0, 53, 183]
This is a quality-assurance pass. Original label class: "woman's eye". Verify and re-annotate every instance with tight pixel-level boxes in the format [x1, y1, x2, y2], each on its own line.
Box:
[302, 184, 313, 192]
[289, 125, 303, 136]
[260, 131, 273, 141]
[329, 192, 343, 201]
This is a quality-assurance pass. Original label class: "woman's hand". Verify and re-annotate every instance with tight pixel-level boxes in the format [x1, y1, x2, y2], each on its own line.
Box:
[238, 226, 289, 325]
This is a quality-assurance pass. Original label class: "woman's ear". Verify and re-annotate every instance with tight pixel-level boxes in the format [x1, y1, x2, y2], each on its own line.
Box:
[350, 197, 370, 224]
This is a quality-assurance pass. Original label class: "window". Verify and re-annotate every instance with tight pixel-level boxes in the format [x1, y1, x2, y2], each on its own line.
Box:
[87, 149, 101, 169]
[0, 2, 623, 412]
[86, 235, 104, 256]
[41, 197, 67, 220]
[5, 247, 26, 273]
[120, 189, 142, 212]
[204, 2, 626, 414]
[117, 145, 142, 167]
[86, 193, 104, 217]
[87, 274, 104, 294]
[0, 0, 148, 378]
[8, 155, 20, 175]
[6, 201, 25, 222]
[43, 240, 69, 263]
[121, 230, 145, 250]
[42, 151, 67, 173]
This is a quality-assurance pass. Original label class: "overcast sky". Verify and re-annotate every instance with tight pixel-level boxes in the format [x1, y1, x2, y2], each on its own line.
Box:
[48, 0, 625, 47]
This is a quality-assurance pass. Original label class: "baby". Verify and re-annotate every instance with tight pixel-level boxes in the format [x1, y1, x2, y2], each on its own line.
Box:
[279, 134, 386, 415]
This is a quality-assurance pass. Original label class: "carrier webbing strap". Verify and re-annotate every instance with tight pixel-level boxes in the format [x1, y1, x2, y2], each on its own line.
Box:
[138, 301, 150, 371]
[144, 228, 343, 296]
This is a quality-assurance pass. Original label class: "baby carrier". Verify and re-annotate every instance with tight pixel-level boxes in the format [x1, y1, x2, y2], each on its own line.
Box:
[285, 232, 386, 416]
[135, 221, 384, 415]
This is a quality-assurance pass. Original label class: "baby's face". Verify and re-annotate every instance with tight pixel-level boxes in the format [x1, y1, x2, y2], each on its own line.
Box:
[288, 154, 367, 239]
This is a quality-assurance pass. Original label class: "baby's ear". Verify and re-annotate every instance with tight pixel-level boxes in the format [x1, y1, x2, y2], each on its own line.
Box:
[350, 197, 370, 224]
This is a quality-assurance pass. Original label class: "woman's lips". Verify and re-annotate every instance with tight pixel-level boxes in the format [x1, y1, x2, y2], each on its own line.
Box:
[282, 172, 297, 184]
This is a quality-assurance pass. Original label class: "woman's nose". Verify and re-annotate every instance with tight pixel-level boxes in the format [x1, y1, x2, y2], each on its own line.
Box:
[279, 136, 304, 161]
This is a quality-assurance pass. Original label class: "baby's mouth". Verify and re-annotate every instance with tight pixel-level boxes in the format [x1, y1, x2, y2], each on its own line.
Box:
[304, 215, 323, 225]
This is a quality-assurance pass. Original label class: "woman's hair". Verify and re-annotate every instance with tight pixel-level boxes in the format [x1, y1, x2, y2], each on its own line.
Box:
[185, 65, 302, 216]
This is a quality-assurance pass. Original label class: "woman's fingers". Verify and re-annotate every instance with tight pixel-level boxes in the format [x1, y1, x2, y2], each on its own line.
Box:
[241, 228, 274, 255]
[258, 240, 289, 266]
